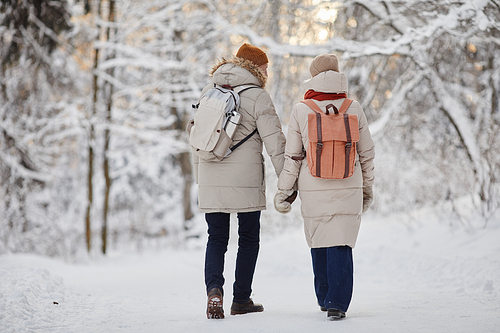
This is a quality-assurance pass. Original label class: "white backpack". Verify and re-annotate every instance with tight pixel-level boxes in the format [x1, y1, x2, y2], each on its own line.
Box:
[189, 85, 257, 161]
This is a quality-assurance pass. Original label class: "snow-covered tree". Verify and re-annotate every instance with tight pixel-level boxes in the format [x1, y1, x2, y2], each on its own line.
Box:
[226, 0, 500, 223]
[0, 0, 88, 256]
[335, 1, 500, 221]
[85, 0, 223, 250]
[2, 0, 498, 258]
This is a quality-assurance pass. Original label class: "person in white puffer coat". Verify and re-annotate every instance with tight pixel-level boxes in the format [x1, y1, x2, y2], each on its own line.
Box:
[190, 44, 285, 319]
[274, 54, 375, 320]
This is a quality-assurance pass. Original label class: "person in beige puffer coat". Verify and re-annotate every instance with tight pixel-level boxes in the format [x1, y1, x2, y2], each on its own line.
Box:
[274, 54, 375, 320]
[190, 44, 285, 319]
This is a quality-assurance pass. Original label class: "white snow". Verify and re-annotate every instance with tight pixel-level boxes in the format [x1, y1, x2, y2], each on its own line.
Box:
[1, 209, 499, 333]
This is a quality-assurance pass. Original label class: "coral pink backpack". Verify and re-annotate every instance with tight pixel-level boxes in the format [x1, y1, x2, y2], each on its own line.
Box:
[302, 99, 359, 179]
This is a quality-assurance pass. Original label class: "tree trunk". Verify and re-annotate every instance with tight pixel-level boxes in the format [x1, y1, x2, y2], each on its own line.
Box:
[171, 107, 194, 227]
[86, 0, 103, 253]
[102, 134, 110, 254]
[102, 0, 116, 254]
[1, 64, 6, 100]
[85, 144, 93, 253]
[179, 151, 194, 225]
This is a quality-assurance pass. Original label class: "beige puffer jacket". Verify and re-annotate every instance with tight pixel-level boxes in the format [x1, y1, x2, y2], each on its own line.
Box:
[277, 70, 375, 248]
[192, 57, 285, 213]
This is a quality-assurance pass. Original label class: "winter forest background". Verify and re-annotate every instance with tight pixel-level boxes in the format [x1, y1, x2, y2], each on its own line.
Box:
[1, 0, 499, 259]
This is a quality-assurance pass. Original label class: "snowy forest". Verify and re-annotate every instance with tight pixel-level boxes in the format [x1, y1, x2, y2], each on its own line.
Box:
[1, 0, 499, 258]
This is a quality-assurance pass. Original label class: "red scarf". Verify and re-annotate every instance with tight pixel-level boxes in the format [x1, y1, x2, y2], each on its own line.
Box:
[304, 90, 347, 101]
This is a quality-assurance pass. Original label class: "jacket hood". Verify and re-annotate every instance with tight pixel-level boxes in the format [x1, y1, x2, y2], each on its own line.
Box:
[210, 56, 267, 89]
[302, 70, 348, 94]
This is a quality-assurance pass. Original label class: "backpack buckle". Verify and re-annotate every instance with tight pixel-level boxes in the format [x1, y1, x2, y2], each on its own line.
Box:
[316, 142, 323, 150]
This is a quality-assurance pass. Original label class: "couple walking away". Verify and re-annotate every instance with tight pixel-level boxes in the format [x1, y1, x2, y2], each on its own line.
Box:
[188, 43, 375, 320]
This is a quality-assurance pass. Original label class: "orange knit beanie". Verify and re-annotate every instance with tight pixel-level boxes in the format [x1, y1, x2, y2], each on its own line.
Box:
[236, 43, 269, 66]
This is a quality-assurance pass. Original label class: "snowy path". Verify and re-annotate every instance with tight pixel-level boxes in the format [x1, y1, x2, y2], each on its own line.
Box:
[1, 212, 499, 332]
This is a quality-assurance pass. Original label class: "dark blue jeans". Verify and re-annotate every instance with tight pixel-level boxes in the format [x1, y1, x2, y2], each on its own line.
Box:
[204, 211, 261, 303]
[311, 246, 353, 313]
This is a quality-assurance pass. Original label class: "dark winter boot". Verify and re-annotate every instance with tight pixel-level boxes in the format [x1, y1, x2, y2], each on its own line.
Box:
[206, 288, 224, 319]
[230, 299, 264, 315]
[320, 306, 327, 312]
[327, 309, 346, 320]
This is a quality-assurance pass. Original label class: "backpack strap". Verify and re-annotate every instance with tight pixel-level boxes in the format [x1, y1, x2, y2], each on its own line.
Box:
[225, 85, 259, 155]
[341, 99, 354, 178]
[338, 98, 353, 114]
[301, 99, 324, 177]
[227, 128, 258, 154]
[343, 114, 352, 178]
[235, 85, 258, 95]
[315, 112, 323, 177]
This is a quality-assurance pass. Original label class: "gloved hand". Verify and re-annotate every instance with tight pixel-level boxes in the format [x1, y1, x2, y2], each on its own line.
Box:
[362, 186, 373, 213]
[274, 189, 294, 214]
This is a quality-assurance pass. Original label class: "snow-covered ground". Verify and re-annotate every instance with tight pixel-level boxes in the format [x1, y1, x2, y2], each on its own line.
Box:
[1, 208, 499, 333]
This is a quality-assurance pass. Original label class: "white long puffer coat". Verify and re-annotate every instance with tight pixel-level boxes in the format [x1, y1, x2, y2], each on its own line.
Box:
[192, 57, 286, 213]
[277, 70, 375, 248]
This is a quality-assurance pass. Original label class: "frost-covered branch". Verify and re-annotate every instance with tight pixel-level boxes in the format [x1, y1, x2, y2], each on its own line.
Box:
[425, 67, 484, 177]
[352, 0, 408, 35]
[0, 151, 51, 183]
[369, 70, 424, 137]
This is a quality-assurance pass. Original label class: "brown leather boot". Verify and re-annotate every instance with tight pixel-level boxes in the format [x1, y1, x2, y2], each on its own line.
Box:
[206, 288, 224, 319]
[230, 299, 264, 315]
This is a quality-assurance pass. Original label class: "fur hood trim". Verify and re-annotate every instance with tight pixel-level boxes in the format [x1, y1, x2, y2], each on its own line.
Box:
[209, 56, 267, 88]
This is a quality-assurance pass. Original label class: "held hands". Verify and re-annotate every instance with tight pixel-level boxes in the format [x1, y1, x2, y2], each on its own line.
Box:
[362, 186, 373, 213]
[274, 189, 296, 214]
